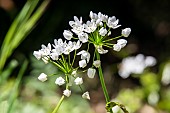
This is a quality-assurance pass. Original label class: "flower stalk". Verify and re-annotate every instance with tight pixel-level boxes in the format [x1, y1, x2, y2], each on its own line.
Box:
[95, 51, 113, 113]
[52, 95, 65, 113]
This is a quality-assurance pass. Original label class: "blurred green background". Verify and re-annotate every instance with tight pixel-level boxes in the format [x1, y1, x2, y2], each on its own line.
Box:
[0, 0, 170, 113]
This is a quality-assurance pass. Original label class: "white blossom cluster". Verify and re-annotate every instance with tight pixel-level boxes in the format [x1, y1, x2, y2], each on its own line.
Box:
[34, 11, 131, 100]
[118, 54, 157, 79]
[63, 11, 131, 54]
[33, 38, 82, 62]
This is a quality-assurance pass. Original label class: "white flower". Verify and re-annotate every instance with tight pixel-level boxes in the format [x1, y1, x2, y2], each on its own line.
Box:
[33, 50, 43, 60]
[63, 89, 71, 97]
[50, 52, 59, 61]
[87, 68, 96, 78]
[69, 16, 83, 28]
[82, 91, 90, 100]
[112, 105, 120, 113]
[148, 91, 159, 105]
[73, 40, 82, 50]
[99, 27, 107, 36]
[107, 16, 121, 29]
[63, 30, 73, 40]
[41, 43, 51, 57]
[77, 50, 90, 63]
[121, 28, 131, 37]
[98, 12, 108, 22]
[117, 39, 127, 48]
[52, 38, 66, 55]
[78, 32, 88, 43]
[55, 77, 65, 86]
[145, 56, 157, 67]
[95, 45, 108, 54]
[74, 77, 83, 85]
[83, 21, 97, 33]
[93, 60, 101, 68]
[118, 54, 155, 79]
[71, 70, 77, 77]
[113, 44, 122, 52]
[64, 41, 74, 55]
[79, 59, 87, 68]
[89, 11, 98, 20]
[38, 73, 47, 82]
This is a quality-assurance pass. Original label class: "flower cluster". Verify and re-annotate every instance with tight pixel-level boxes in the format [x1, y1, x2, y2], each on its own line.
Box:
[33, 11, 131, 102]
[64, 11, 131, 54]
[33, 39, 81, 63]
[118, 54, 157, 78]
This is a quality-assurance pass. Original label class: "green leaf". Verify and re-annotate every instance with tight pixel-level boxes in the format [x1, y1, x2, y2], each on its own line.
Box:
[0, 101, 8, 113]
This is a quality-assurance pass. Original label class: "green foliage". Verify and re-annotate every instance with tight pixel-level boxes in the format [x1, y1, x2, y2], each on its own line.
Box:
[0, 0, 50, 72]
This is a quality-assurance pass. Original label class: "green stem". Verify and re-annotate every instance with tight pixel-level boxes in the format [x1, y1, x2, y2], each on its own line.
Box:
[95, 51, 113, 113]
[103, 35, 122, 42]
[52, 95, 65, 113]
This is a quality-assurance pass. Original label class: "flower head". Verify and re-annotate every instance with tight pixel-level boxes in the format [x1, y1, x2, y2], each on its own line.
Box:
[38, 73, 47, 82]
[63, 89, 71, 97]
[82, 91, 90, 100]
[63, 30, 73, 40]
[99, 27, 107, 36]
[113, 44, 122, 52]
[74, 77, 83, 85]
[55, 77, 65, 86]
[87, 68, 96, 78]
[93, 60, 101, 68]
[122, 28, 131, 37]
[77, 50, 90, 63]
[79, 59, 87, 68]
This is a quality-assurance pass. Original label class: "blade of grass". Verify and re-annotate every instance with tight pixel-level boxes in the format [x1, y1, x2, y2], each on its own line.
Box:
[7, 60, 28, 113]
[11, 0, 50, 50]
[0, 101, 8, 113]
[0, 60, 18, 85]
[0, 0, 50, 71]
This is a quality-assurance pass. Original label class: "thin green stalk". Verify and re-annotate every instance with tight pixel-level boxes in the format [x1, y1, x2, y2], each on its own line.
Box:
[102, 35, 122, 42]
[95, 51, 113, 113]
[71, 50, 77, 66]
[52, 95, 65, 113]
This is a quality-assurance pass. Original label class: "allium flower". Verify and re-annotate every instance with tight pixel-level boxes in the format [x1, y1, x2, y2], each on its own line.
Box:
[89, 11, 98, 20]
[63, 89, 71, 97]
[121, 28, 131, 37]
[82, 91, 90, 100]
[55, 77, 65, 86]
[87, 68, 96, 78]
[113, 44, 122, 52]
[79, 59, 87, 68]
[38, 73, 47, 82]
[93, 60, 101, 68]
[83, 21, 97, 33]
[112, 105, 120, 113]
[95, 45, 108, 54]
[99, 27, 107, 36]
[78, 32, 88, 43]
[71, 70, 77, 77]
[117, 39, 127, 48]
[107, 16, 121, 29]
[73, 40, 82, 50]
[145, 56, 157, 67]
[77, 50, 90, 63]
[74, 77, 83, 85]
[33, 50, 43, 60]
[69, 16, 83, 28]
[118, 54, 156, 78]
[41, 43, 51, 56]
[63, 30, 73, 40]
